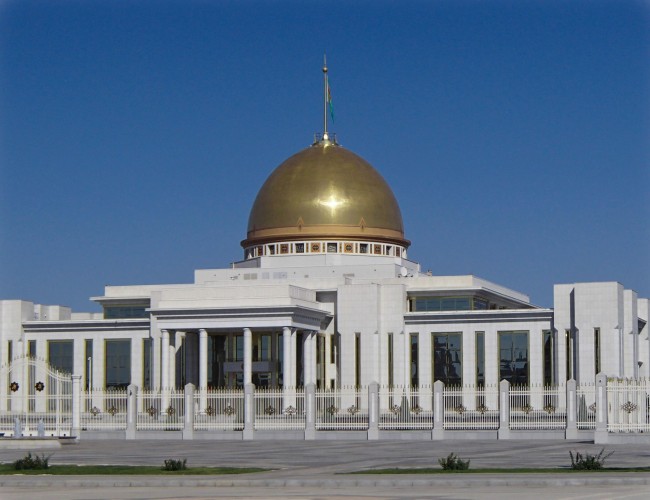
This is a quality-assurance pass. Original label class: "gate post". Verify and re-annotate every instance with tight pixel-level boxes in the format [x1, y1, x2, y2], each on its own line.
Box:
[432, 380, 445, 440]
[367, 382, 379, 440]
[71, 375, 82, 439]
[304, 383, 316, 440]
[243, 383, 255, 440]
[565, 379, 578, 439]
[126, 384, 138, 440]
[497, 379, 511, 440]
[183, 383, 195, 440]
[594, 373, 608, 444]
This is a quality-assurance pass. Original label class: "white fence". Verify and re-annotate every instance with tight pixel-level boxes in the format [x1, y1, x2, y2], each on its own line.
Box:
[136, 389, 184, 431]
[379, 385, 433, 429]
[316, 386, 368, 430]
[254, 387, 305, 430]
[194, 387, 244, 431]
[577, 383, 597, 430]
[607, 378, 650, 433]
[509, 384, 567, 430]
[443, 384, 499, 430]
[81, 388, 128, 430]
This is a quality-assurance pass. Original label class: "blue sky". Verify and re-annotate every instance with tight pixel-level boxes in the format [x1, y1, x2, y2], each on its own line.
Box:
[1, 0, 648, 311]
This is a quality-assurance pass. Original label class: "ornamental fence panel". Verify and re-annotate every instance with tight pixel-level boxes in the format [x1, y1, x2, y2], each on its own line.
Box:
[509, 384, 566, 430]
[193, 387, 244, 431]
[443, 384, 499, 430]
[0, 356, 72, 437]
[136, 388, 184, 431]
[81, 387, 128, 430]
[254, 387, 305, 430]
[576, 383, 597, 430]
[379, 385, 433, 429]
[607, 378, 650, 433]
[316, 386, 368, 430]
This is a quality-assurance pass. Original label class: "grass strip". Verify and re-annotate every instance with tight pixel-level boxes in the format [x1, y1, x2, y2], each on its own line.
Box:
[0, 464, 268, 475]
[347, 467, 650, 474]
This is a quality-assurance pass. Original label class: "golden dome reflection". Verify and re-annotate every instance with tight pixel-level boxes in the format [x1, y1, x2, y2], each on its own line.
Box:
[242, 140, 409, 249]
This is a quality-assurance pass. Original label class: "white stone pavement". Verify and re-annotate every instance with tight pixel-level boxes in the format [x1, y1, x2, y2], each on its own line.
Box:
[1, 439, 650, 499]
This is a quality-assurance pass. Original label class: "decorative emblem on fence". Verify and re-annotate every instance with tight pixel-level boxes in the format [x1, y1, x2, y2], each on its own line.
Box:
[147, 406, 158, 417]
[284, 405, 297, 416]
[454, 404, 466, 415]
[10, 381, 19, 392]
[90, 406, 101, 416]
[521, 403, 534, 414]
[389, 404, 400, 415]
[621, 401, 638, 413]
[223, 405, 236, 416]
[411, 405, 423, 415]
[205, 406, 215, 416]
[347, 405, 359, 415]
[588, 403, 597, 413]
[543, 404, 556, 415]
[264, 405, 276, 415]
[326, 404, 338, 415]
[165, 406, 175, 416]
[35, 381, 45, 392]
[107, 406, 118, 416]
[477, 403, 489, 414]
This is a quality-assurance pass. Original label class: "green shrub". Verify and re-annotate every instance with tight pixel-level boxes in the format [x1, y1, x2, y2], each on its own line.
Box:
[162, 458, 188, 471]
[438, 452, 470, 471]
[13, 452, 51, 470]
[569, 448, 614, 470]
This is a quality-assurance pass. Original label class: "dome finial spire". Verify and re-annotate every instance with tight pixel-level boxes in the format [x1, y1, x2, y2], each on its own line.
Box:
[322, 53, 329, 140]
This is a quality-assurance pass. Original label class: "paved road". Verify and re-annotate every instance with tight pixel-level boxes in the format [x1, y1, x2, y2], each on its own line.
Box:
[1, 439, 650, 499]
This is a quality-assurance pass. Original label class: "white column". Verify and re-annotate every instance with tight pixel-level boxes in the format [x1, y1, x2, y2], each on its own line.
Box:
[199, 329, 208, 412]
[168, 344, 176, 389]
[161, 330, 169, 389]
[282, 327, 291, 388]
[243, 328, 252, 385]
[199, 329, 208, 390]
[373, 332, 380, 383]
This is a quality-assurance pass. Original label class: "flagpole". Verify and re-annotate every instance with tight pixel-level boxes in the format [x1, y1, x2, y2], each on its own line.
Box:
[323, 53, 328, 140]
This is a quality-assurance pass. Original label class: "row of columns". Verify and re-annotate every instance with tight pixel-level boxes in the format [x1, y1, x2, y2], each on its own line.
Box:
[160, 327, 320, 392]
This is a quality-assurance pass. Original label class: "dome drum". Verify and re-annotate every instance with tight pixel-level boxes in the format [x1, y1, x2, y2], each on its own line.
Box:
[243, 141, 409, 258]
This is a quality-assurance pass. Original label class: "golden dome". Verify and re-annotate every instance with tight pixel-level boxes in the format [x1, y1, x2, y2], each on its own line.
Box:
[242, 140, 409, 249]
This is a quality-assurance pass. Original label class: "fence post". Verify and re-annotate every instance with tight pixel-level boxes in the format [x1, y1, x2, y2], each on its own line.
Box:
[367, 382, 379, 440]
[183, 383, 195, 440]
[71, 375, 82, 439]
[243, 383, 255, 440]
[432, 380, 444, 440]
[126, 384, 138, 440]
[594, 373, 608, 444]
[305, 383, 316, 440]
[497, 379, 510, 439]
[565, 379, 578, 439]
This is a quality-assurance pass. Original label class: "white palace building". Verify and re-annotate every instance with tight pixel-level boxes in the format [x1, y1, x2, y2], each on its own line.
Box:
[1, 68, 649, 441]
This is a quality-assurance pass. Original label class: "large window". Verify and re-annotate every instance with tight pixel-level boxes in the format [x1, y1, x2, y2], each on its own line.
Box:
[411, 296, 490, 312]
[543, 330, 554, 385]
[143, 338, 151, 389]
[476, 332, 485, 386]
[410, 333, 419, 386]
[105, 340, 131, 389]
[499, 331, 529, 385]
[104, 306, 148, 319]
[432, 333, 462, 386]
[48, 340, 73, 373]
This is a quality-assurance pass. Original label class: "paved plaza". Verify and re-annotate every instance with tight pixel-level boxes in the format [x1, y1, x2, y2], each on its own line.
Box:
[1, 439, 650, 498]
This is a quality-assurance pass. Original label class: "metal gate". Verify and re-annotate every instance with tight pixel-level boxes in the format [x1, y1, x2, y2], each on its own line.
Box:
[0, 355, 73, 437]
